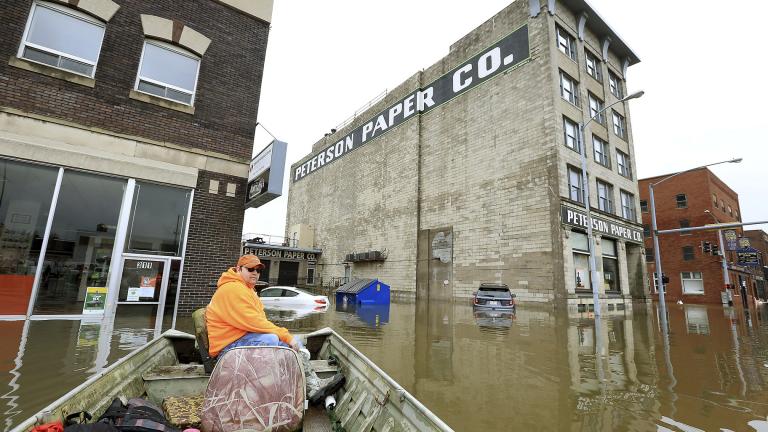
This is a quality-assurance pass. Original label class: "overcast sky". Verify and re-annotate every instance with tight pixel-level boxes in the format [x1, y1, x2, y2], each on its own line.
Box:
[245, 0, 768, 240]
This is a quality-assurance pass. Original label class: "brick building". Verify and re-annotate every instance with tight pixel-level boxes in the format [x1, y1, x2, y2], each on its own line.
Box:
[286, 0, 647, 310]
[0, 0, 273, 325]
[639, 168, 759, 305]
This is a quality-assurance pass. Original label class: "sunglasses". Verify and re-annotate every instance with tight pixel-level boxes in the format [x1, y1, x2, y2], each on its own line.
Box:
[243, 267, 261, 273]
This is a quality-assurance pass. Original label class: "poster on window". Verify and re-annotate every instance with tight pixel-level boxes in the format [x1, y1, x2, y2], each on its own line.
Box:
[127, 287, 141, 302]
[139, 275, 156, 299]
[82, 286, 107, 314]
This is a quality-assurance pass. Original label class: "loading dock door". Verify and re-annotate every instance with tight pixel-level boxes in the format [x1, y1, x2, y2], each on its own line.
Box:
[278, 261, 299, 286]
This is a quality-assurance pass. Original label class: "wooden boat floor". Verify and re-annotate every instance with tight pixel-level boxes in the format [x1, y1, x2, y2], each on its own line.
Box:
[302, 406, 333, 432]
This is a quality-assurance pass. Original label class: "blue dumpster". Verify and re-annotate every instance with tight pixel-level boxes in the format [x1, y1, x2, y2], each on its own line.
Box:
[335, 278, 390, 306]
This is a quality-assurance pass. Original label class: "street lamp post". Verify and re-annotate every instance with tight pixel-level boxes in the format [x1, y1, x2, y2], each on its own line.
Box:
[705, 209, 732, 303]
[649, 158, 742, 312]
[578, 90, 644, 315]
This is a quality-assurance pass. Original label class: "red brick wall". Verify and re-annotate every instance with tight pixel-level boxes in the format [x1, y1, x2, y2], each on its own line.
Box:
[639, 169, 745, 304]
[0, 0, 269, 160]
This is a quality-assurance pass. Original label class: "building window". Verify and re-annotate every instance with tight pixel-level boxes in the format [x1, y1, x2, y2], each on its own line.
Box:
[608, 70, 623, 99]
[568, 166, 584, 204]
[643, 224, 651, 237]
[560, 71, 580, 106]
[676, 194, 688, 208]
[679, 219, 691, 236]
[135, 40, 201, 105]
[620, 190, 636, 220]
[727, 205, 732, 216]
[720, 199, 725, 211]
[592, 135, 610, 168]
[307, 268, 315, 285]
[588, 93, 606, 124]
[712, 193, 717, 207]
[563, 116, 580, 152]
[596, 180, 614, 213]
[33, 170, 126, 314]
[682, 271, 704, 295]
[645, 248, 654, 262]
[0, 159, 60, 315]
[570, 231, 591, 291]
[18, 1, 106, 77]
[556, 25, 577, 61]
[640, 200, 648, 213]
[616, 150, 632, 179]
[612, 110, 627, 139]
[682, 246, 695, 261]
[126, 182, 191, 256]
[602, 239, 619, 292]
[585, 50, 602, 81]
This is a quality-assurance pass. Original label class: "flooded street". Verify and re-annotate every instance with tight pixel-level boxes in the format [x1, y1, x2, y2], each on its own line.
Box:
[3, 299, 768, 431]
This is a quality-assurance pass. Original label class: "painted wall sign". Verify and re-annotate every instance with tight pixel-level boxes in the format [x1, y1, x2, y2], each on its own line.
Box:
[246, 139, 287, 209]
[293, 25, 530, 182]
[561, 205, 644, 244]
[242, 247, 317, 261]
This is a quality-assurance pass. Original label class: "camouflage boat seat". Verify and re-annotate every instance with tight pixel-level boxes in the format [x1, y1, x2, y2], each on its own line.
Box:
[192, 308, 217, 374]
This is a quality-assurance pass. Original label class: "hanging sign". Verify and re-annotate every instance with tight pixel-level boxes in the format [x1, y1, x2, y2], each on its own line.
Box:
[82, 286, 107, 315]
[737, 247, 760, 266]
[246, 140, 287, 209]
[724, 230, 738, 251]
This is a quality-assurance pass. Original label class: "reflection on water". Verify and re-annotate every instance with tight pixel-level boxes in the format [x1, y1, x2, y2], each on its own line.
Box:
[3, 300, 768, 431]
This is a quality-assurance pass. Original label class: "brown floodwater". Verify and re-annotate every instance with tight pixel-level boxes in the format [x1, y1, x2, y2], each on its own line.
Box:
[2, 299, 768, 431]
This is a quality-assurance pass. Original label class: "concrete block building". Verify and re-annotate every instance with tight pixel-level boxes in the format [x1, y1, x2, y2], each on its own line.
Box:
[287, 0, 647, 309]
[0, 0, 273, 325]
[639, 168, 759, 305]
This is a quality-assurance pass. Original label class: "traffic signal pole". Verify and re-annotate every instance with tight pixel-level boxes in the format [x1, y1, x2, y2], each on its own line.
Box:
[716, 228, 731, 297]
[658, 219, 768, 303]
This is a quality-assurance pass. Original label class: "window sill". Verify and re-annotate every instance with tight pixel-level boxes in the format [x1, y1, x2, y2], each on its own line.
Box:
[8, 56, 95, 88]
[129, 89, 195, 114]
[683, 292, 705, 296]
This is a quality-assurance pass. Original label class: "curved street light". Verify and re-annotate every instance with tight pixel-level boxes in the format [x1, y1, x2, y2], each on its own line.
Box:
[577, 90, 644, 316]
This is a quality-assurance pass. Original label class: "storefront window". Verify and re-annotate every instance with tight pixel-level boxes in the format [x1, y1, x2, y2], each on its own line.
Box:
[33, 171, 125, 315]
[126, 182, 191, 256]
[602, 239, 620, 292]
[0, 159, 59, 314]
[570, 231, 591, 291]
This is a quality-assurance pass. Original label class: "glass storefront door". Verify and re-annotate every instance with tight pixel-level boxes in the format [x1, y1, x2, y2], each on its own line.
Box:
[115, 256, 173, 332]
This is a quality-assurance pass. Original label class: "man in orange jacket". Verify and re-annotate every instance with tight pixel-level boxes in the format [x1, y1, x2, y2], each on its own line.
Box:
[207, 254, 297, 356]
[206, 254, 343, 404]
